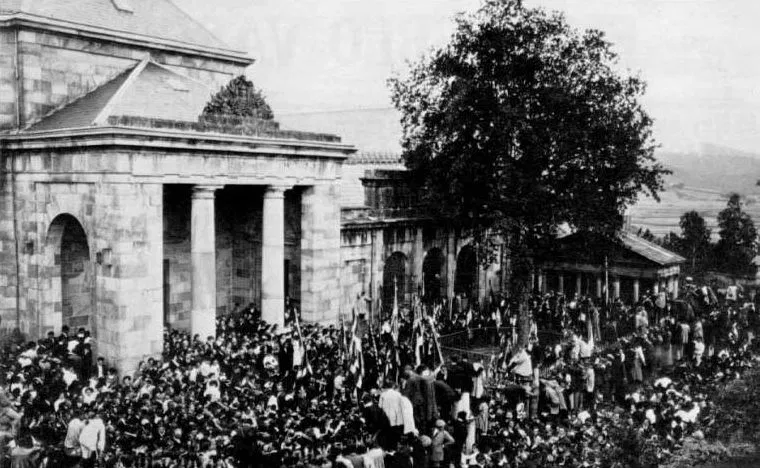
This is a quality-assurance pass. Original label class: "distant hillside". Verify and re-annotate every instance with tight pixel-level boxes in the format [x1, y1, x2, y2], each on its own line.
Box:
[629, 144, 760, 240]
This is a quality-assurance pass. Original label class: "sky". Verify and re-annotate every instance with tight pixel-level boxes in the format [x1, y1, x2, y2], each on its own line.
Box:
[174, 0, 760, 154]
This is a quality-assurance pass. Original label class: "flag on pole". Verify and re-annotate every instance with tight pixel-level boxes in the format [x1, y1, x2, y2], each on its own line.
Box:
[293, 309, 313, 377]
[339, 312, 348, 358]
[426, 316, 446, 366]
[348, 331, 364, 389]
[413, 315, 423, 367]
[351, 303, 359, 338]
[391, 277, 400, 343]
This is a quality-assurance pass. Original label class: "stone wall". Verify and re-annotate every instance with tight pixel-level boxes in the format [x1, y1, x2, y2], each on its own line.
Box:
[0, 172, 164, 372]
[338, 221, 505, 318]
[0, 30, 17, 129]
[163, 185, 192, 329]
[301, 184, 342, 323]
[0, 165, 19, 329]
[2, 27, 246, 129]
[339, 222, 449, 317]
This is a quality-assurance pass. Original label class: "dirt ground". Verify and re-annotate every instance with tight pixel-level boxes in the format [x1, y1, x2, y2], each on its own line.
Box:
[697, 455, 760, 468]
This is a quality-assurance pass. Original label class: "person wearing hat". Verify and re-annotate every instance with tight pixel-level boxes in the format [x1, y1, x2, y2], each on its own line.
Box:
[430, 419, 454, 468]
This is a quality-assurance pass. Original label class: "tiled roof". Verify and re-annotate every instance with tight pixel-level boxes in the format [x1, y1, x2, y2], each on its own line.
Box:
[0, 0, 238, 54]
[28, 60, 213, 131]
[557, 230, 685, 267]
[618, 231, 686, 266]
[23, 60, 345, 144]
[26, 67, 134, 132]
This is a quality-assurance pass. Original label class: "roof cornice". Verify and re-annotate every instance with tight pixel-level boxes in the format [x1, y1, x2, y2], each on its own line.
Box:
[0, 12, 253, 65]
[1, 126, 355, 160]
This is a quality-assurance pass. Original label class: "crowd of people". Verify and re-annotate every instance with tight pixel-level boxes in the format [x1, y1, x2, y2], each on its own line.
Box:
[0, 278, 755, 468]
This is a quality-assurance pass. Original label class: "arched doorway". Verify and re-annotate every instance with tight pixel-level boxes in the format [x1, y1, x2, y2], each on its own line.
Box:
[45, 214, 94, 334]
[455, 245, 478, 301]
[383, 252, 407, 316]
[422, 248, 444, 302]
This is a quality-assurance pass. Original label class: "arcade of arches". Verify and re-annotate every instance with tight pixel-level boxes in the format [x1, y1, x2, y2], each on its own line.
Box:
[372, 237, 501, 318]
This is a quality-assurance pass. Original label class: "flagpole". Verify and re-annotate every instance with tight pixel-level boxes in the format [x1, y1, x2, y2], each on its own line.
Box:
[293, 308, 312, 375]
[604, 255, 609, 305]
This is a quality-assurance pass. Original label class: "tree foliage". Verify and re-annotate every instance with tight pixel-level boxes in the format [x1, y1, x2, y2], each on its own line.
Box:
[389, 0, 668, 290]
[715, 194, 757, 274]
[203, 75, 274, 120]
[637, 228, 657, 243]
[675, 211, 712, 272]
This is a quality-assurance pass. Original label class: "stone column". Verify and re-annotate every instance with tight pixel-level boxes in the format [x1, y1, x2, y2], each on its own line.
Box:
[538, 270, 546, 294]
[612, 276, 621, 299]
[261, 185, 290, 328]
[446, 231, 456, 300]
[575, 274, 582, 296]
[413, 227, 424, 297]
[673, 276, 679, 298]
[370, 229, 384, 321]
[596, 275, 603, 298]
[557, 272, 564, 294]
[653, 280, 659, 294]
[633, 278, 640, 303]
[191, 185, 221, 339]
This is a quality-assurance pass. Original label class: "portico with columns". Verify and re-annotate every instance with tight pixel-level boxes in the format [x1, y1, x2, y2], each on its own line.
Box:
[538, 230, 685, 305]
[2, 118, 353, 371]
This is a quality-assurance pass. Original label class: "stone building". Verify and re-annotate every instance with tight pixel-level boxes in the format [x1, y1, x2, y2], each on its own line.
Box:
[0, 1, 503, 370]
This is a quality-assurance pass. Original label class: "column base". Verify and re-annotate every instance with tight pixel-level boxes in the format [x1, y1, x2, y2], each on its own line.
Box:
[191, 307, 216, 340]
[261, 299, 285, 329]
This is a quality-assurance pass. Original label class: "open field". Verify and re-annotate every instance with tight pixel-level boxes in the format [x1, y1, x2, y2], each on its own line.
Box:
[629, 145, 760, 239]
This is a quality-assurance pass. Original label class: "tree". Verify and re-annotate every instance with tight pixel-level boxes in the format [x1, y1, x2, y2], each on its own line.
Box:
[202, 75, 274, 120]
[389, 0, 668, 295]
[639, 228, 656, 243]
[715, 194, 757, 275]
[678, 211, 712, 272]
[661, 232, 682, 254]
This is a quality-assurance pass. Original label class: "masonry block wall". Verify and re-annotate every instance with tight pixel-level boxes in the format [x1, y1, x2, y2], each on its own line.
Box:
[163, 185, 193, 329]
[337, 222, 507, 317]
[0, 161, 164, 371]
[0, 164, 19, 329]
[0, 27, 246, 130]
[301, 183, 342, 323]
[0, 30, 17, 129]
[340, 228, 372, 317]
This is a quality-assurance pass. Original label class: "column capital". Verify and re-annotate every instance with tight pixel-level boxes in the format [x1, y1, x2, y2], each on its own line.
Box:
[264, 184, 293, 198]
[192, 184, 223, 199]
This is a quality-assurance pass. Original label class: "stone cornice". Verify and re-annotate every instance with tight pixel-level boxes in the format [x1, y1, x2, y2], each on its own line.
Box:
[0, 126, 355, 160]
[0, 13, 253, 66]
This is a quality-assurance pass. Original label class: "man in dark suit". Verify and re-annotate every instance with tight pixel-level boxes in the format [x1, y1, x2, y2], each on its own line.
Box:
[95, 357, 107, 380]
[361, 394, 390, 437]
[610, 348, 628, 405]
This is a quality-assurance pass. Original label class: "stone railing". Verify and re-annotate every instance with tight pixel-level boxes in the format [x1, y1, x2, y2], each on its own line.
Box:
[106, 115, 342, 143]
[340, 206, 429, 224]
[346, 151, 404, 165]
